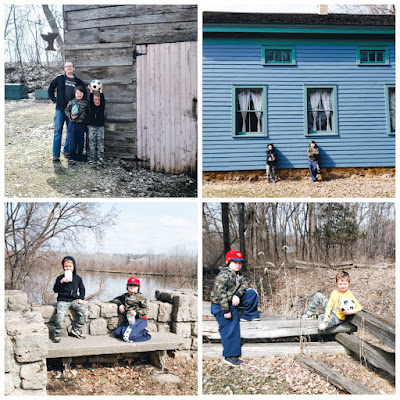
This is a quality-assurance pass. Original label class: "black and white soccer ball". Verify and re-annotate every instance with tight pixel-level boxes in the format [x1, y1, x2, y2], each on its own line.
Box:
[90, 79, 102, 91]
[340, 299, 355, 313]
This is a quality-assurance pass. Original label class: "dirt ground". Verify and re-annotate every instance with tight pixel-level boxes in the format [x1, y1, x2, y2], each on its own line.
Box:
[5, 99, 196, 198]
[203, 265, 395, 395]
[47, 354, 197, 396]
[203, 175, 395, 198]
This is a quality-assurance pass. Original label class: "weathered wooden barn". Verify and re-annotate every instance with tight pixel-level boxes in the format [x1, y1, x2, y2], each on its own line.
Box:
[63, 5, 197, 175]
[202, 12, 395, 173]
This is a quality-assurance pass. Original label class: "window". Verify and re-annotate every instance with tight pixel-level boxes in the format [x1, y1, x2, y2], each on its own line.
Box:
[357, 47, 389, 65]
[262, 46, 296, 65]
[385, 84, 395, 134]
[232, 86, 267, 137]
[304, 85, 338, 136]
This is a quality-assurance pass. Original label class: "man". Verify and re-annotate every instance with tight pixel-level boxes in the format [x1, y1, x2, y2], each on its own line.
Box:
[48, 61, 85, 161]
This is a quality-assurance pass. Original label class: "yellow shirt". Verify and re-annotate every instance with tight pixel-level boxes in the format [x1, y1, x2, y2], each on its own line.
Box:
[325, 289, 362, 320]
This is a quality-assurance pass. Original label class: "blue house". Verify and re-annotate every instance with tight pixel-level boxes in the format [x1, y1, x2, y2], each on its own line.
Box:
[202, 12, 395, 173]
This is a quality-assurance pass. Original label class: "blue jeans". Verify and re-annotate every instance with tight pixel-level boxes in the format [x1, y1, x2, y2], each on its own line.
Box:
[68, 122, 86, 161]
[211, 288, 259, 358]
[53, 109, 71, 156]
[309, 160, 319, 182]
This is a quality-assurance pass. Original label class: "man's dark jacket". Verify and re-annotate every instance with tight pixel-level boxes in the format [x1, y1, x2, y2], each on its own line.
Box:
[53, 256, 85, 302]
[48, 74, 85, 110]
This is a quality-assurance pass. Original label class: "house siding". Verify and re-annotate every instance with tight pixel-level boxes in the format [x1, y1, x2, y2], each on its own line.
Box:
[203, 36, 395, 171]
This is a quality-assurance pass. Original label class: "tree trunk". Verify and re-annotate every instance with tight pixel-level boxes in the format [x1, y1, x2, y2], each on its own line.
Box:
[221, 203, 230, 256]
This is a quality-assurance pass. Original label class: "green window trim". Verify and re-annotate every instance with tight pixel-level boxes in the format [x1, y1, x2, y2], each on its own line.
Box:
[304, 84, 338, 137]
[357, 47, 389, 65]
[262, 45, 296, 65]
[385, 84, 395, 135]
[232, 85, 268, 137]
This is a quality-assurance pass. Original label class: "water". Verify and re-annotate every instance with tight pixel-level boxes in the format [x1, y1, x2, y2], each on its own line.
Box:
[79, 271, 197, 301]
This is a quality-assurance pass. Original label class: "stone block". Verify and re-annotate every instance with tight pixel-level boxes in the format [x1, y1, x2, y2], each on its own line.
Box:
[87, 303, 100, 319]
[100, 303, 118, 318]
[171, 322, 192, 338]
[158, 302, 173, 323]
[5, 374, 16, 395]
[31, 304, 55, 323]
[191, 322, 198, 337]
[191, 337, 198, 350]
[157, 323, 171, 333]
[147, 322, 157, 332]
[89, 318, 108, 335]
[7, 292, 29, 312]
[172, 294, 197, 322]
[5, 335, 14, 373]
[107, 317, 120, 331]
[20, 361, 47, 390]
[147, 301, 159, 320]
[178, 338, 192, 350]
[14, 334, 49, 362]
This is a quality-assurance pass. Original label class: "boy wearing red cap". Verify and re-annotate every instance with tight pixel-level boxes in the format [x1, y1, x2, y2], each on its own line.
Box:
[210, 250, 260, 366]
[111, 277, 151, 342]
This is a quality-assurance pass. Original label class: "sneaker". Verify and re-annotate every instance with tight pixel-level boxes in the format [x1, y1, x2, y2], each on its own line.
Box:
[52, 155, 60, 162]
[70, 329, 86, 339]
[251, 316, 261, 321]
[301, 311, 318, 319]
[318, 322, 327, 331]
[223, 357, 242, 367]
[52, 336, 61, 343]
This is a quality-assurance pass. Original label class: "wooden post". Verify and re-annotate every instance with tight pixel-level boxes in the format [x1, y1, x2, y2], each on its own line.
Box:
[295, 356, 377, 394]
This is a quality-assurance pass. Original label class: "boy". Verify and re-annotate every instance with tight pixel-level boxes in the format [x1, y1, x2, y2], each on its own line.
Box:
[302, 270, 362, 331]
[64, 86, 88, 162]
[87, 83, 106, 166]
[111, 277, 151, 342]
[266, 143, 277, 183]
[210, 250, 260, 367]
[307, 140, 320, 182]
[53, 256, 87, 343]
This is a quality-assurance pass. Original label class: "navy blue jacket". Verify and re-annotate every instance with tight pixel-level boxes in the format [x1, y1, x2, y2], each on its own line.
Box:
[48, 74, 85, 110]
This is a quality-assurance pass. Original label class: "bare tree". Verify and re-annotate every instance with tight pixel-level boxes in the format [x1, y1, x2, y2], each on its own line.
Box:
[5, 202, 118, 290]
[221, 203, 230, 255]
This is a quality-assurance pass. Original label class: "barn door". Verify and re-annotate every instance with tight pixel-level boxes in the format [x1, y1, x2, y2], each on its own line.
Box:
[136, 41, 197, 175]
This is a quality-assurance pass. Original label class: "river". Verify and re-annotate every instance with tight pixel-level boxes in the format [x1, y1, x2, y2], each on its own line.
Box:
[79, 271, 197, 301]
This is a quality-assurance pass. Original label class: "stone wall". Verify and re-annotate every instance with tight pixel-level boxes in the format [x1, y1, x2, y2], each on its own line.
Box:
[203, 166, 395, 182]
[5, 289, 197, 396]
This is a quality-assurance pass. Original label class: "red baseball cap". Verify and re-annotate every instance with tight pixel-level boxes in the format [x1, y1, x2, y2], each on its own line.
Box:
[225, 250, 245, 263]
[127, 277, 140, 286]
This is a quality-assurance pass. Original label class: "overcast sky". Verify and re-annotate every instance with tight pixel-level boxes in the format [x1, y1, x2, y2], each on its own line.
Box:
[82, 202, 198, 255]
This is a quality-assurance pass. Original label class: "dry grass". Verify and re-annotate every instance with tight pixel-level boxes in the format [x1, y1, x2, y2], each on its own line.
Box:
[203, 176, 395, 198]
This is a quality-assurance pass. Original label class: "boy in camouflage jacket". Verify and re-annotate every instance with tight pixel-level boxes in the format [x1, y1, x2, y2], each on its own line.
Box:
[210, 250, 260, 366]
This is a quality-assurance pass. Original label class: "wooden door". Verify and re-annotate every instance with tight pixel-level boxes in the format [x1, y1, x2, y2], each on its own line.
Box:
[136, 41, 197, 175]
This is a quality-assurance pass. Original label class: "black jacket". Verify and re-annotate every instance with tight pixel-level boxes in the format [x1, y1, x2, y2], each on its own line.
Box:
[266, 150, 277, 166]
[53, 256, 85, 302]
[48, 74, 85, 110]
[88, 93, 106, 126]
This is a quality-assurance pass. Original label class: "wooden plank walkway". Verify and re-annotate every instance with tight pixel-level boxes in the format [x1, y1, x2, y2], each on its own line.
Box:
[203, 342, 347, 359]
[203, 318, 357, 340]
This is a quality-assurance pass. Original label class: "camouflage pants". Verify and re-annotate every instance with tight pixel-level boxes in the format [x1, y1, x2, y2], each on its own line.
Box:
[307, 292, 342, 329]
[87, 125, 104, 163]
[54, 300, 87, 335]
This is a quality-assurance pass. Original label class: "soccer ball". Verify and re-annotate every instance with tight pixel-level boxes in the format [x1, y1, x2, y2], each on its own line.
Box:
[90, 79, 102, 91]
[340, 299, 355, 314]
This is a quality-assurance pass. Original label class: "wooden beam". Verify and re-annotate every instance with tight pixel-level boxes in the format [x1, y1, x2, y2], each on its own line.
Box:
[348, 310, 395, 350]
[203, 318, 357, 340]
[335, 333, 395, 376]
[295, 356, 377, 394]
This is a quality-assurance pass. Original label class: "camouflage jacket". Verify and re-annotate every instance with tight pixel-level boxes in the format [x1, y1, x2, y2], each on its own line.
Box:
[307, 147, 319, 161]
[65, 99, 88, 123]
[110, 292, 148, 317]
[210, 266, 248, 311]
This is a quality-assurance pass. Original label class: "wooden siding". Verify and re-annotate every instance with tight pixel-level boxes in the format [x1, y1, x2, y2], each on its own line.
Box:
[137, 42, 197, 175]
[63, 5, 197, 160]
[203, 37, 395, 171]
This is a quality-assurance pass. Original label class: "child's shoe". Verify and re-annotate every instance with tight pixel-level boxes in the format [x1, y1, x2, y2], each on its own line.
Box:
[52, 335, 61, 343]
[301, 310, 318, 319]
[71, 328, 86, 339]
[318, 322, 327, 331]
[223, 357, 242, 367]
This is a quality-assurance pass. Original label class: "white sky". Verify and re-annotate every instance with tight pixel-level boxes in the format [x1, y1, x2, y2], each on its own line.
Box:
[82, 202, 198, 255]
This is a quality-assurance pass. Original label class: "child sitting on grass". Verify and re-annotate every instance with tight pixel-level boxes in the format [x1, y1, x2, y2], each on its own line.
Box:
[210, 250, 260, 367]
[110, 277, 151, 342]
[302, 270, 362, 331]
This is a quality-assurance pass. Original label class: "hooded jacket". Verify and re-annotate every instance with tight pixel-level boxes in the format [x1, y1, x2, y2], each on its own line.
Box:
[53, 256, 85, 302]
[210, 266, 249, 311]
